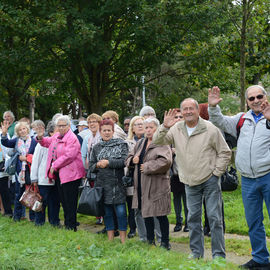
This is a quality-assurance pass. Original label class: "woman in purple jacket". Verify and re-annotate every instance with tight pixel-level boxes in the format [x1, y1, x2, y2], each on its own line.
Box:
[36, 115, 85, 231]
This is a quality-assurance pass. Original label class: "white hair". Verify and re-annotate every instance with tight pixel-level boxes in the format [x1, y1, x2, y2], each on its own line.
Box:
[55, 115, 71, 126]
[245, 85, 267, 99]
[139, 106, 156, 117]
[143, 117, 160, 127]
[3, 111, 15, 121]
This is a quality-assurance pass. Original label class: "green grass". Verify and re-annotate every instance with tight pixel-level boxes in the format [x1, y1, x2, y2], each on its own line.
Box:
[0, 217, 238, 270]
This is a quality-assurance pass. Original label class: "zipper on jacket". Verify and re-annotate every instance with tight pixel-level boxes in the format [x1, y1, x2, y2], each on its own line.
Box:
[249, 123, 256, 178]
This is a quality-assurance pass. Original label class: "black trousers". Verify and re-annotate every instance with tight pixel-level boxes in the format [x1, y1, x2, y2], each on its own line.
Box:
[144, 215, 169, 244]
[56, 177, 80, 230]
[0, 176, 13, 215]
[126, 196, 136, 232]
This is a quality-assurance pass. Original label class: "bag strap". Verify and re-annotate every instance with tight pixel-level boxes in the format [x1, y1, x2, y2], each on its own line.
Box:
[236, 113, 246, 139]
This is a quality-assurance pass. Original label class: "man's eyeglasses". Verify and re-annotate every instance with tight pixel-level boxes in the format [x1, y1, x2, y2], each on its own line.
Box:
[247, 94, 264, 102]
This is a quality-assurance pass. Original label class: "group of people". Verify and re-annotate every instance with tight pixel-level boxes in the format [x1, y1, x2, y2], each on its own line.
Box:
[1, 84, 270, 269]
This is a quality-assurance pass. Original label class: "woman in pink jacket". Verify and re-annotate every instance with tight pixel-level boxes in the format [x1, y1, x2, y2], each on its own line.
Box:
[36, 115, 85, 231]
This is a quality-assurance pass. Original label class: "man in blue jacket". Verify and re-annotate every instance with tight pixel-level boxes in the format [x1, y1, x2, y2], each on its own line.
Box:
[208, 85, 270, 270]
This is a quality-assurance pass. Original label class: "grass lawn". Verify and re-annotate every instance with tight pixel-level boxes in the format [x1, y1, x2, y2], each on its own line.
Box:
[0, 217, 238, 270]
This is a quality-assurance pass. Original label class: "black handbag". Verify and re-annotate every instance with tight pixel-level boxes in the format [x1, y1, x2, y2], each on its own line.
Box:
[122, 168, 134, 187]
[77, 182, 104, 217]
[86, 170, 97, 182]
[221, 166, 238, 192]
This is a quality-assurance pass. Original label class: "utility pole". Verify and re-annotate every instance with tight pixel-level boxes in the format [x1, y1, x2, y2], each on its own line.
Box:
[142, 76, 146, 107]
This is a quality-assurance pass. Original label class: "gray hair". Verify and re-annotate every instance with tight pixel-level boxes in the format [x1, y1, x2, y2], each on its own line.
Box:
[180, 98, 199, 110]
[139, 106, 156, 117]
[55, 115, 71, 126]
[143, 117, 160, 127]
[3, 111, 15, 121]
[46, 121, 56, 134]
[52, 113, 63, 123]
[31, 120, 45, 129]
[245, 85, 267, 99]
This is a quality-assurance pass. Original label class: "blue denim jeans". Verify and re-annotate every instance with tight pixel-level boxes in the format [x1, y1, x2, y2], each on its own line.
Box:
[242, 172, 270, 264]
[35, 185, 60, 226]
[104, 203, 127, 231]
[185, 175, 225, 259]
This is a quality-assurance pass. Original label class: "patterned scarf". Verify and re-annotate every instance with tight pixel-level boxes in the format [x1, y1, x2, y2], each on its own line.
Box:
[97, 138, 124, 161]
[17, 136, 31, 184]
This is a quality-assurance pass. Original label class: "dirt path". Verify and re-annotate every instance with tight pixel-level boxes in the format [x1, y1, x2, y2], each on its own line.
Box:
[78, 223, 252, 265]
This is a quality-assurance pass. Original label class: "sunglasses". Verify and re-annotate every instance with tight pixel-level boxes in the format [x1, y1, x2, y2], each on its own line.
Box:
[247, 94, 264, 102]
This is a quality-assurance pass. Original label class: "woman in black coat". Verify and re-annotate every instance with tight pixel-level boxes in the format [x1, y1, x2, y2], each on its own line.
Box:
[89, 119, 128, 243]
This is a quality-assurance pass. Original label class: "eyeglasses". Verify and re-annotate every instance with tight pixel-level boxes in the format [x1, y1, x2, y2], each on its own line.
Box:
[247, 94, 264, 102]
[144, 113, 155, 117]
[57, 124, 68, 128]
[124, 123, 130, 126]
[134, 123, 143, 127]
[175, 116, 183, 119]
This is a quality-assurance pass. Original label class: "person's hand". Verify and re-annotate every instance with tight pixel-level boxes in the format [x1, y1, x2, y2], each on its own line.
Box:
[262, 100, 270, 120]
[1, 120, 9, 136]
[36, 126, 45, 140]
[208, 86, 223, 107]
[133, 156, 139, 164]
[163, 109, 178, 128]
[50, 167, 55, 175]
[97, 160, 109, 168]
[19, 155, 27, 162]
[140, 164, 144, 172]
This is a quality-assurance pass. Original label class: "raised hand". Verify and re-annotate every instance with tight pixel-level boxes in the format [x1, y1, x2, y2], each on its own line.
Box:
[208, 86, 223, 107]
[261, 100, 270, 120]
[36, 126, 45, 140]
[163, 109, 178, 128]
[1, 120, 9, 136]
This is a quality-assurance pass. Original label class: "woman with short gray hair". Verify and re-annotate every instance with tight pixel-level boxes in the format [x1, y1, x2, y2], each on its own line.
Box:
[36, 115, 85, 231]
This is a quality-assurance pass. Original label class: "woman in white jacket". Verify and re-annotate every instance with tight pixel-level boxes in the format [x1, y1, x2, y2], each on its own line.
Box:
[30, 121, 60, 226]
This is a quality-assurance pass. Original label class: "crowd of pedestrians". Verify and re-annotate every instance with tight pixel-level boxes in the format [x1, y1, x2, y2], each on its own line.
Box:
[1, 84, 270, 269]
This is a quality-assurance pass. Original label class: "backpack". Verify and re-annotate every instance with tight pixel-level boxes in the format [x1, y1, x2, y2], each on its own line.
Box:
[224, 113, 245, 149]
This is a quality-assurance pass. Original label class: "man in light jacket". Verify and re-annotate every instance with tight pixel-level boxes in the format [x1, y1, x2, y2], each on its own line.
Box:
[153, 98, 231, 260]
[208, 85, 270, 269]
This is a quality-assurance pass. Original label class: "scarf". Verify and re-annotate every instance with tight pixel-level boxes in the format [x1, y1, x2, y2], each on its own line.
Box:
[97, 138, 124, 161]
[17, 136, 31, 184]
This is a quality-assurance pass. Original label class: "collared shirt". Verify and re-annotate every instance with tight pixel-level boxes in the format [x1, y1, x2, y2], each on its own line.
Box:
[251, 111, 263, 123]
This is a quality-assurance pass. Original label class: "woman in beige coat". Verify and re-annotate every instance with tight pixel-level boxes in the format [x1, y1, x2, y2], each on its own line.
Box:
[126, 117, 172, 250]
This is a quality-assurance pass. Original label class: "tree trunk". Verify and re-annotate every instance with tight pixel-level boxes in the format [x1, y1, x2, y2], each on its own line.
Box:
[240, 0, 248, 112]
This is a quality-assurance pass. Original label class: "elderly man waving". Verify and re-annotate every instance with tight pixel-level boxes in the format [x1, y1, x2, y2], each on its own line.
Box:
[153, 98, 231, 260]
[208, 85, 270, 269]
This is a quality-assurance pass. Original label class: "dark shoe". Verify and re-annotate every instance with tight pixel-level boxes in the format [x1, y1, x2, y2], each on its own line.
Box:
[76, 222, 80, 226]
[96, 227, 107, 234]
[114, 230, 120, 237]
[204, 226, 211, 237]
[128, 231, 136, 238]
[13, 217, 20, 222]
[160, 242, 171, 251]
[147, 239, 156, 246]
[240, 259, 270, 269]
[174, 223, 182, 232]
[183, 225, 189, 232]
[96, 217, 103, 225]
